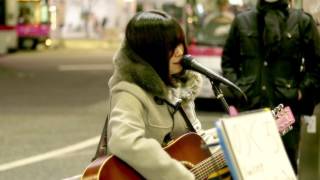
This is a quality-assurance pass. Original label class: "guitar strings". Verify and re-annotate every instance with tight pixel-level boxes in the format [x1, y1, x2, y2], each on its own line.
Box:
[191, 149, 226, 179]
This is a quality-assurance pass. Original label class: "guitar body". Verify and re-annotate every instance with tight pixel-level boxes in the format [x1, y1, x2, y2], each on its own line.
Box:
[82, 155, 143, 180]
[82, 133, 221, 180]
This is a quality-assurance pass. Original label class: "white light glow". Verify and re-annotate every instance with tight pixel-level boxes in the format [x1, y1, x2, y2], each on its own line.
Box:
[49, 5, 56, 12]
[196, 4, 204, 14]
[229, 0, 243, 6]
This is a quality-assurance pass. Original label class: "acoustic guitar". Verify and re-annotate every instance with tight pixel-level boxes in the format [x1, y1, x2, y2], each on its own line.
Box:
[82, 105, 295, 180]
[82, 132, 228, 180]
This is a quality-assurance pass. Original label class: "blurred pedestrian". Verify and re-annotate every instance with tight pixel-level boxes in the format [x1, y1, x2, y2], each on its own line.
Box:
[18, 6, 32, 24]
[203, 0, 235, 43]
[221, 0, 320, 173]
[92, 10, 218, 180]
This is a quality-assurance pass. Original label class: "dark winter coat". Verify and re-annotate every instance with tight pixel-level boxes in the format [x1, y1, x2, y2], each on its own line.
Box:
[222, 8, 320, 115]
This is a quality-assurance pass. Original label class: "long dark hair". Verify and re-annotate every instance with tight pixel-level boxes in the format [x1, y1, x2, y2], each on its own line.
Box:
[125, 10, 188, 85]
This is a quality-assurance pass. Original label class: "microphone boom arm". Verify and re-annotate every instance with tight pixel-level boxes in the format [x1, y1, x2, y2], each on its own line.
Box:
[182, 55, 246, 100]
[209, 79, 231, 114]
[181, 54, 247, 112]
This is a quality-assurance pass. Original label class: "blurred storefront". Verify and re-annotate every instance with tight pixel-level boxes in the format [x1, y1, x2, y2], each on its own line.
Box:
[48, 0, 137, 42]
[46, 0, 319, 49]
[303, 0, 320, 29]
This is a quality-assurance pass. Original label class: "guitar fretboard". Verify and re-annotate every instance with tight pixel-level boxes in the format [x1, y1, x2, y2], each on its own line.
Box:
[190, 148, 226, 180]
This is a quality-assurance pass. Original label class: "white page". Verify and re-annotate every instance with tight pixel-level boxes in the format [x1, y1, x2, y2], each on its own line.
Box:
[218, 110, 296, 180]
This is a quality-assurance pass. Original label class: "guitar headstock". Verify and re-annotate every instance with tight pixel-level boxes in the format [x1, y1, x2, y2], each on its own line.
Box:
[272, 104, 295, 136]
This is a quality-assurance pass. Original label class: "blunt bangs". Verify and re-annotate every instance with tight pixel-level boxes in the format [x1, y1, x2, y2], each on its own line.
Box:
[125, 10, 187, 84]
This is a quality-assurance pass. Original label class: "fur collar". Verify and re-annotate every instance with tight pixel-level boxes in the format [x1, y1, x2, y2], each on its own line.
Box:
[108, 41, 202, 103]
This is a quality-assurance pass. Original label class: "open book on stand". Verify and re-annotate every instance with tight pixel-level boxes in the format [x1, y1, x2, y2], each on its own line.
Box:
[215, 109, 297, 180]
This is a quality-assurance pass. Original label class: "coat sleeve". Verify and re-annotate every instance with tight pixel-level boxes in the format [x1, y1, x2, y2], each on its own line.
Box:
[299, 12, 320, 107]
[107, 91, 195, 180]
[221, 16, 241, 83]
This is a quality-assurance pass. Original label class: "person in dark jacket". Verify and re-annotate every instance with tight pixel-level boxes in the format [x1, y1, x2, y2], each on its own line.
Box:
[221, 0, 320, 173]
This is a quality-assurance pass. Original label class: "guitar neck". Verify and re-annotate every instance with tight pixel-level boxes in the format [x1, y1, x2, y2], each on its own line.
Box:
[190, 148, 226, 180]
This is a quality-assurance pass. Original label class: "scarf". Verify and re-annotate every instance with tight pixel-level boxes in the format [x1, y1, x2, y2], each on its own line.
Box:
[257, 0, 289, 59]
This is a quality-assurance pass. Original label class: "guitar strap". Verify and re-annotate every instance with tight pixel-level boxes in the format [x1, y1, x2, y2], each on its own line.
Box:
[92, 113, 109, 161]
[92, 93, 112, 162]
[178, 106, 197, 132]
[92, 97, 197, 161]
[159, 97, 197, 133]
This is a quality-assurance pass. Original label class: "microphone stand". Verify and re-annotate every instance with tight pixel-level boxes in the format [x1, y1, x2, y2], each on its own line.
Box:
[209, 80, 230, 114]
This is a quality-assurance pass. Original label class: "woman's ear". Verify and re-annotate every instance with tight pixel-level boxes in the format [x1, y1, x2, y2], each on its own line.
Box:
[174, 44, 184, 57]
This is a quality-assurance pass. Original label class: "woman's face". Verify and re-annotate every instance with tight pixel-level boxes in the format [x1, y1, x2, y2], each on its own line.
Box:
[169, 44, 184, 75]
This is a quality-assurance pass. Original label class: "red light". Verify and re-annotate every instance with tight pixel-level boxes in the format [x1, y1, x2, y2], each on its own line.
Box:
[188, 44, 223, 56]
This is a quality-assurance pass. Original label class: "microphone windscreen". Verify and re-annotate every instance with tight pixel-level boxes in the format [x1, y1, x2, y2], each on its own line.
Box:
[181, 55, 194, 69]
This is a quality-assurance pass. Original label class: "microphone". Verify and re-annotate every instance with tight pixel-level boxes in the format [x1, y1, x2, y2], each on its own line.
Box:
[182, 54, 246, 100]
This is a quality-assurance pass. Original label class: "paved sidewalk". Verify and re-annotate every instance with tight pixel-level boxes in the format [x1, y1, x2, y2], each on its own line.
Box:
[51, 38, 121, 51]
[298, 103, 320, 180]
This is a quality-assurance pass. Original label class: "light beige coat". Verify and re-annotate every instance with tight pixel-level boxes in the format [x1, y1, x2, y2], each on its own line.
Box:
[106, 43, 205, 180]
